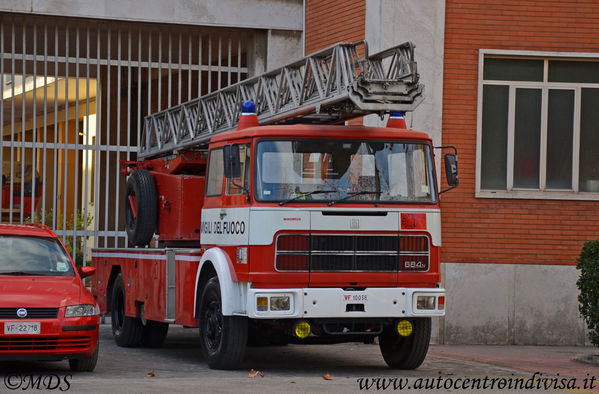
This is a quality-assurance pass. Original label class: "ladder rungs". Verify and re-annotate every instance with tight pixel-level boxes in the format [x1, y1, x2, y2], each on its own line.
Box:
[139, 41, 424, 160]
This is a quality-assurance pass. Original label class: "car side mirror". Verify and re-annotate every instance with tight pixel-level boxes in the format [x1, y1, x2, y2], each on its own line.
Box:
[444, 153, 459, 187]
[79, 266, 96, 278]
[223, 145, 241, 179]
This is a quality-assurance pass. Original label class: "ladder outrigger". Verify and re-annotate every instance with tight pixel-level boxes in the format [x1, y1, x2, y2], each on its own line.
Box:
[139, 41, 424, 160]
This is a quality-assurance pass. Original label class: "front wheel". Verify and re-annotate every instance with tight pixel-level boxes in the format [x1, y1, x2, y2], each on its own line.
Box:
[198, 277, 247, 369]
[379, 318, 431, 369]
[69, 343, 99, 372]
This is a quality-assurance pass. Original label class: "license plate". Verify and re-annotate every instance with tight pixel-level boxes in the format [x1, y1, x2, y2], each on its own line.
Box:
[4, 322, 41, 335]
[343, 294, 368, 302]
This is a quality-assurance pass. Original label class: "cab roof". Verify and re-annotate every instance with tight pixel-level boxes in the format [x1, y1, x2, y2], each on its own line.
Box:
[0, 223, 57, 238]
[209, 123, 431, 144]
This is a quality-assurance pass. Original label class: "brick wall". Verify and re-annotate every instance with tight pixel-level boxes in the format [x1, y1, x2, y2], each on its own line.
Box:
[442, 0, 599, 265]
[305, 0, 365, 55]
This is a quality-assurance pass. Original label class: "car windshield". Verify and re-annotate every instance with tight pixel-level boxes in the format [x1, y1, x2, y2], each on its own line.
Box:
[0, 235, 75, 276]
[255, 139, 437, 204]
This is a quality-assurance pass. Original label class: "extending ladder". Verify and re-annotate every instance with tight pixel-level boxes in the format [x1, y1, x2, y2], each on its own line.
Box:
[139, 41, 424, 160]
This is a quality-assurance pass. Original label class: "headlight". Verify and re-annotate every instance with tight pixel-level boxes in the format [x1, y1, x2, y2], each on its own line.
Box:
[65, 304, 98, 317]
[416, 296, 435, 310]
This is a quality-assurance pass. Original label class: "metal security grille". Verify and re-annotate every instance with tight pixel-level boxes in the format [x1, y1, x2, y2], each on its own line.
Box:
[0, 13, 250, 264]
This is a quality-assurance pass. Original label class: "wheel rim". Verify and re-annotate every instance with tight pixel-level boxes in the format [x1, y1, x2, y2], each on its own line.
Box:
[114, 288, 125, 333]
[202, 297, 223, 353]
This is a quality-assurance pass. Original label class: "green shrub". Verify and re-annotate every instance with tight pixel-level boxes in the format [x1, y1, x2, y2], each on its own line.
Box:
[576, 240, 599, 347]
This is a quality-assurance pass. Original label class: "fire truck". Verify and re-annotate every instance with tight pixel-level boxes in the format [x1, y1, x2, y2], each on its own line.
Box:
[91, 41, 458, 370]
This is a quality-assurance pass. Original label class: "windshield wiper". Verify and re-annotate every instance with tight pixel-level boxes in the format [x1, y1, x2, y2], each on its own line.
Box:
[279, 190, 338, 206]
[0, 271, 46, 276]
[328, 191, 379, 206]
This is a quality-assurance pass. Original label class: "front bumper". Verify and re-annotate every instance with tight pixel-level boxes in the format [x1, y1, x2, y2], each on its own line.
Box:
[246, 287, 445, 319]
[0, 316, 99, 360]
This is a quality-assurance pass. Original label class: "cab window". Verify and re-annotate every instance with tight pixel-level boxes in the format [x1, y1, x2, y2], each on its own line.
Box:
[226, 144, 250, 195]
[206, 148, 224, 196]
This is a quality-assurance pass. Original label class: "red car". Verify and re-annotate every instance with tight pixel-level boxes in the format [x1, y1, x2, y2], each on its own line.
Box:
[0, 223, 99, 372]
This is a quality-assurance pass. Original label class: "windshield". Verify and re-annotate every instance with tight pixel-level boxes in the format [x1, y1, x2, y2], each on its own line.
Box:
[0, 235, 75, 276]
[255, 139, 437, 204]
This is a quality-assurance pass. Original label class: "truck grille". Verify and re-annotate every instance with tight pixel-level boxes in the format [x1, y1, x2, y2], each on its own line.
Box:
[0, 336, 93, 351]
[276, 234, 429, 272]
[0, 308, 59, 319]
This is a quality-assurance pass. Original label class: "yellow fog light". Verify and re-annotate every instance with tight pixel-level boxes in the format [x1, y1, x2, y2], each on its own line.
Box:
[396, 320, 413, 337]
[270, 296, 291, 311]
[293, 321, 311, 339]
[257, 296, 268, 312]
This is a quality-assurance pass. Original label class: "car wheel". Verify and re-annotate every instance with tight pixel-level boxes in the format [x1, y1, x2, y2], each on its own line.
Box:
[198, 276, 247, 369]
[69, 343, 99, 372]
[111, 273, 143, 347]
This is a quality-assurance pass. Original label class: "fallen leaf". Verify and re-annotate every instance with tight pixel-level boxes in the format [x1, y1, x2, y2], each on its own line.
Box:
[290, 381, 296, 384]
[248, 369, 264, 378]
[147, 370, 155, 377]
[322, 373, 333, 380]
[570, 356, 579, 361]
[438, 370, 454, 375]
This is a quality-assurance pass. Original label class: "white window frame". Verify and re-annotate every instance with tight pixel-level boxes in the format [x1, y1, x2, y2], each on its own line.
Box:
[476, 49, 599, 200]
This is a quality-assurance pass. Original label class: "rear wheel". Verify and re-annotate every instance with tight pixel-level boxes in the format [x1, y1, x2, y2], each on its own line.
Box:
[379, 318, 431, 369]
[125, 169, 157, 246]
[198, 277, 247, 369]
[69, 343, 98, 372]
[141, 320, 169, 348]
[111, 273, 143, 347]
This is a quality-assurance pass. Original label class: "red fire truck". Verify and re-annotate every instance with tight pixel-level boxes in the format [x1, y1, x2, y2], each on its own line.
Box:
[91, 41, 458, 370]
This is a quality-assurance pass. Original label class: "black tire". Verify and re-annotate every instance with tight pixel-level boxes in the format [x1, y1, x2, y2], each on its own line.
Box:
[69, 343, 99, 372]
[141, 320, 169, 348]
[111, 273, 143, 347]
[125, 169, 157, 246]
[198, 277, 247, 369]
[379, 318, 431, 369]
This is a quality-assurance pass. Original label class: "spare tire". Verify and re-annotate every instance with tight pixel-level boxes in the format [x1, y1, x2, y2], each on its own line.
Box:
[125, 169, 157, 246]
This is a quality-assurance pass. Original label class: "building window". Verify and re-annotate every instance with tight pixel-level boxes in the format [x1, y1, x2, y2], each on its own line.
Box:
[476, 51, 599, 200]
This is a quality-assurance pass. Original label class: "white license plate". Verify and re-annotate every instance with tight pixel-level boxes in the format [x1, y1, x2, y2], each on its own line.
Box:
[343, 294, 368, 302]
[4, 322, 41, 335]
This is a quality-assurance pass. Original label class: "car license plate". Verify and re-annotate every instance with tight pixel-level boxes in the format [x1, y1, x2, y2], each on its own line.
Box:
[343, 294, 368, 302]
[4, 322, 41, 335]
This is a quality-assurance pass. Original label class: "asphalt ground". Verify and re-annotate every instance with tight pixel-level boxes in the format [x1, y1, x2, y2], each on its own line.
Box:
[0, 324, 597, 393]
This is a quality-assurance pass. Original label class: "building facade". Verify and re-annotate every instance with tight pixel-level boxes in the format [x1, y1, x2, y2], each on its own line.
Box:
[305, 0, 598, 345]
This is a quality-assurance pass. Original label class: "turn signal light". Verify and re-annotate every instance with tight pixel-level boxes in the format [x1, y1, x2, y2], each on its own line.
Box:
[256, 296, 268, 312]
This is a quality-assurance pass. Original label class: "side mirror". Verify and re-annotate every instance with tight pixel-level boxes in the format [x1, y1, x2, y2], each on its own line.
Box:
[223, 145, 241, 179]
[79, 265, 96, 278]
[444, 153, 459, 187]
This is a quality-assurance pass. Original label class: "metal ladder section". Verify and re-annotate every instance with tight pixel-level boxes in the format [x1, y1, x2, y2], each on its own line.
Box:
[139, 41, 424, 160]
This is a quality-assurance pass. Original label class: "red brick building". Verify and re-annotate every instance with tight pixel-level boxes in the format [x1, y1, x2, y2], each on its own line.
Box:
[305, 0, 599, 345]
